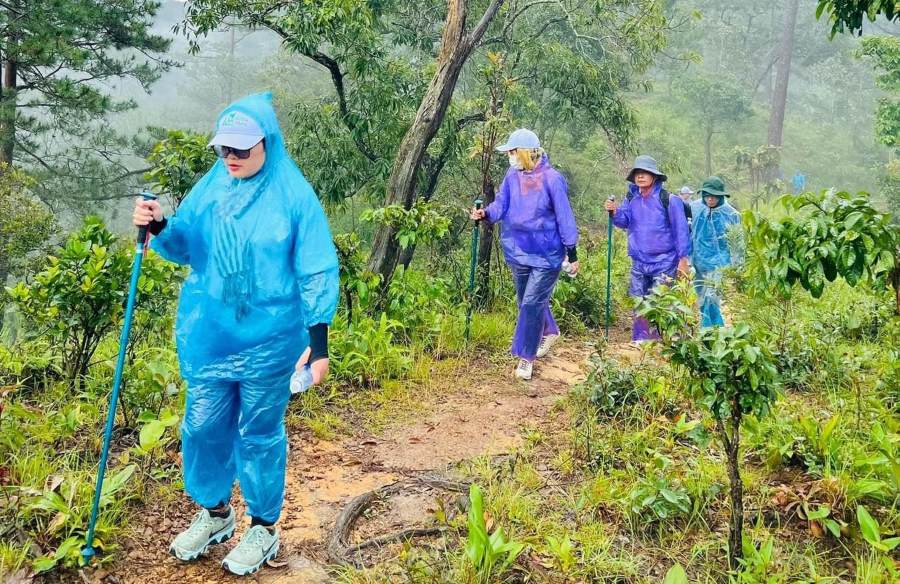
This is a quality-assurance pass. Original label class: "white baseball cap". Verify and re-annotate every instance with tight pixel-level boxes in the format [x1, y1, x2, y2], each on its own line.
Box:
[208, 111, 265, 150]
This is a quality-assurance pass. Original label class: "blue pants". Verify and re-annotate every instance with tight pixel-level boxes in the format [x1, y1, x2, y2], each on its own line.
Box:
[695, 269, 725, 328]
[181, 368, 292, 523]
[628, 259, 677, 341]
[509, 262, 561, 361]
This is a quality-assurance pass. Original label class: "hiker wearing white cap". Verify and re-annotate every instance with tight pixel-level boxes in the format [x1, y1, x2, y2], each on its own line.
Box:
[133, 93, 339, 576]
[471, 128, 579, 380]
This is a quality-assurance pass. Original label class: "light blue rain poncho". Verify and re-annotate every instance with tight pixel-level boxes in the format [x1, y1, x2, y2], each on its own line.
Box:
[690, 186, 741, 328]
[151, 92, 339, 523]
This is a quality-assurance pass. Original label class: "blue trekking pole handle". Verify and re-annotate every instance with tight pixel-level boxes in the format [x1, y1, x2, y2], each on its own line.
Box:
[82, 192, 157, 563]
[604, 195, 614, 341]
[464, 199, 483, 344]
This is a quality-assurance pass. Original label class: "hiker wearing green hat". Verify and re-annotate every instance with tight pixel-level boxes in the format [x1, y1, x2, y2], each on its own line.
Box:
[690, 176, 741, 328]
[605, 155, 692, 341]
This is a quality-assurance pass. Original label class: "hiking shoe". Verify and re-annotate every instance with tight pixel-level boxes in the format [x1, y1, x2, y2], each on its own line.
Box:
[536, 334, 560, 358]
[169, 507, 235, 561]
[515, 359, 533, 380]
[222, 525, 280, 576]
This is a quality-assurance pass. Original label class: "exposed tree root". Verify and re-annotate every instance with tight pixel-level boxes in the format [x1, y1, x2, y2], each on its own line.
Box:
[327, 474, 469, 567]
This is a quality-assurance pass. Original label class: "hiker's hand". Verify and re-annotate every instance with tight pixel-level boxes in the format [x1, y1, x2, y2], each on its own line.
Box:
[471, 207, 486, 221]
[133, 198, 162, 226]
[604, 199, 617, 213]
[568, 261, 580, 276]
[677, 258, 690, 279]
[296, 347, 329, 385]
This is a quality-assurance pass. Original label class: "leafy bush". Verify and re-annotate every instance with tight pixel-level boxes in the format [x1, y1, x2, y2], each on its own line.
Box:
[744, 190, 897, 304]
[8, 218, 178, 384]
[579, 356, 644, 418]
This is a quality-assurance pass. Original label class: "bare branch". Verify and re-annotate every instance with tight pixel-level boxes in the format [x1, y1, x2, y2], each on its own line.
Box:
[466, 0, 506, 50]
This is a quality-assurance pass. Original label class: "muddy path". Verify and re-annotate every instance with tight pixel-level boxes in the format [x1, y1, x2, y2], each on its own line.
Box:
[97, 329, 636, 583]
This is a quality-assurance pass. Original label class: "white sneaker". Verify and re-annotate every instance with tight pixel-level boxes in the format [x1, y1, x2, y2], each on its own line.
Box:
[169, 507, 235, 562]
[222, 525, 280, 576]
[515, 359, 533, 380]
[536, 334, 560, 358]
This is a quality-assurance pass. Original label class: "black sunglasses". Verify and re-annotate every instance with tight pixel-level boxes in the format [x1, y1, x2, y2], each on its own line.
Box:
[213, 139, 263, 160]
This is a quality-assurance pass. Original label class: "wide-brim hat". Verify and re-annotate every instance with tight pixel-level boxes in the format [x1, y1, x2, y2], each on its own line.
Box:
[698, 176, 729, 197]
[627, 155, 667, 183]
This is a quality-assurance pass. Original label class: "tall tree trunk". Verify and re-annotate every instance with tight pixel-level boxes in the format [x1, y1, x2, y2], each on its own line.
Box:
[0, 36, 18, 166]
[367, 0, 505, 289]
[476, 177, 495, 307]
[767, 0, 799, 149]
[720, 405, 744, 571]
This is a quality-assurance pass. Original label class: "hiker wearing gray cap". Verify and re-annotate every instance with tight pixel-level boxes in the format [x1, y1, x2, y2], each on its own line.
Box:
[604, 155, 691, 342]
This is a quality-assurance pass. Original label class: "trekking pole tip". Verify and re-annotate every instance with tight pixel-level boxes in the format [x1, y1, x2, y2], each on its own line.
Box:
[81, 545, 96, 562]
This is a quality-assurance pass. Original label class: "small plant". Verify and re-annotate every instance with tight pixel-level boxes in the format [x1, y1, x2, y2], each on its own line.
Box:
[856, 506, 900, 553]
[628, 455, 692, 523]
[636, 281, 780, 570]
[543, 533, 577, 574]
[463, 484, 525, 583]
[735, 536, 783, 584]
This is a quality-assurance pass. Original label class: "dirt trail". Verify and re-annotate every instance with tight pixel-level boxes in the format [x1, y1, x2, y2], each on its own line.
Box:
[108, 339, 601, 584]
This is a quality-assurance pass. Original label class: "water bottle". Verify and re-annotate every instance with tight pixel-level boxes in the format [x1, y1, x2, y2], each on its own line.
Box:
[561, 259, 576, 278]
[290, 366, 314, 395]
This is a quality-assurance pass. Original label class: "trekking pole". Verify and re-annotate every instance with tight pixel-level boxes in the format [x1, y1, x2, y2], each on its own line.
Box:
[82, 192, 157, 564]
[464, 199, 483, 344]
[604, 195, 615, 341]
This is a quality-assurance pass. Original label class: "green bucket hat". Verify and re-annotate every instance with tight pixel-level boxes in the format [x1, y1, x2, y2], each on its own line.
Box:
[698, 176, 729, 197]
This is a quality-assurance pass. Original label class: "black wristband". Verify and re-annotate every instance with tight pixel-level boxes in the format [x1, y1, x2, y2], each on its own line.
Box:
[149, 217, 168, 235]
[566, 246, 578, 263]
[308, 323, 328, 363]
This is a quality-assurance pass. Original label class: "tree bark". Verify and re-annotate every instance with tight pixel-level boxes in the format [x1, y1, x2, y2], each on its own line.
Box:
[476, 176, 496, 307]
[721, 405, 744, 571]
[767, 0, 799, 149]
[367, 0, 505, 289]
[0, 31, 18, 166]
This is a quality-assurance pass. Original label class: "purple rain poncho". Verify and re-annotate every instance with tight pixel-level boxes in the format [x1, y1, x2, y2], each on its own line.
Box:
[612, 182, 692, 341]
[484, 155, 578, 361]
[486, 155, 579, 269]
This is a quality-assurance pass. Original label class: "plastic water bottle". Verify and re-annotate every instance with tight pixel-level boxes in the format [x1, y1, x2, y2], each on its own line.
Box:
[561, 260, 576, 278]
[290, 366, 314, 395]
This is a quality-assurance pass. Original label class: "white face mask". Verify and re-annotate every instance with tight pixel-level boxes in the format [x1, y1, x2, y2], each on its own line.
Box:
[508, 153, 523, 170]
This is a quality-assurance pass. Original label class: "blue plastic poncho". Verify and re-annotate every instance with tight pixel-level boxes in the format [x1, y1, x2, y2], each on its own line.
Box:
[152, 92, 339, 380]
[151, 92, 339, 523]
[690, 197, 740, 327]
[485, 155, 578, 270]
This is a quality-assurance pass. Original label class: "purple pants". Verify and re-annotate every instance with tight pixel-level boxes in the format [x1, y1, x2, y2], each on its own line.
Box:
[509, 262, 561, 361]
[628, 259, 677, 341]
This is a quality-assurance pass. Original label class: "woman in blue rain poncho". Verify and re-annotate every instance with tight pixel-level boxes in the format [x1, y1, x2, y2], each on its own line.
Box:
[690, 176, 741, 328]
[470, 129, 579, 381]
[132, 92, 338, 576]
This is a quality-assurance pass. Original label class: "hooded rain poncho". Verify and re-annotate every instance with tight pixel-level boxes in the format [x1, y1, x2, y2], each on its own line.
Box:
[690, 197, 740, 327]
[151, 92, 339, 522]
